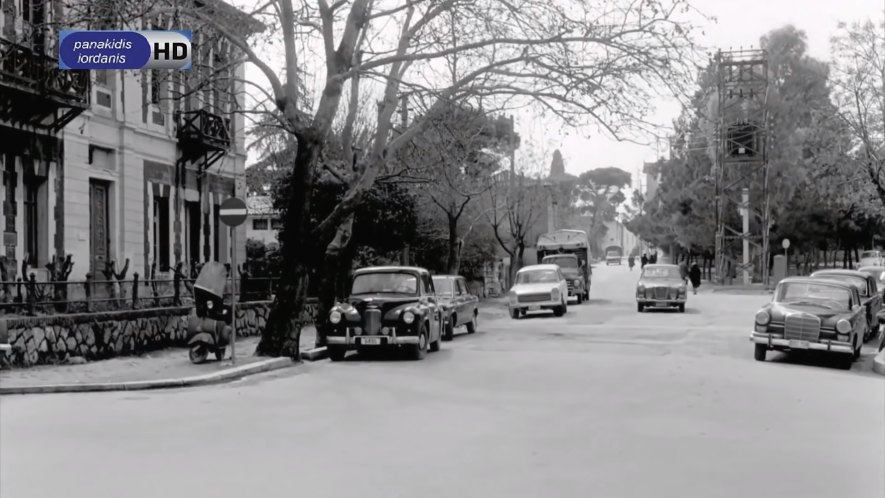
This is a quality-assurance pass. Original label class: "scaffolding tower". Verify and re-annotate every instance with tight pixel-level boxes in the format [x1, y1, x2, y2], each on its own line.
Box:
[714, 49, 771, 286]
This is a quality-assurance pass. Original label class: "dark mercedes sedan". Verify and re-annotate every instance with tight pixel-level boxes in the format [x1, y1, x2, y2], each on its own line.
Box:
[636, 264, 688, 313]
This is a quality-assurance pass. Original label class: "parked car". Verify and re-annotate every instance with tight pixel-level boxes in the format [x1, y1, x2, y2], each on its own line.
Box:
[326, 266, 444, 361]
[508, 264, 569, 319]
[810, 269, 880, 341]
[859, 250, 884, 267]
[750, 277, 866, 368]
[432, 275, 479, 341]
[636, 264, 687, 313]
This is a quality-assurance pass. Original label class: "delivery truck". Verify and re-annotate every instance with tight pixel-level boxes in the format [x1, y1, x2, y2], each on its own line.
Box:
[536, 229, 591, 303]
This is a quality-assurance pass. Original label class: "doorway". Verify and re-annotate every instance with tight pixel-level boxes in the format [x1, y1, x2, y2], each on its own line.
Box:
[89, 180, 111, 276]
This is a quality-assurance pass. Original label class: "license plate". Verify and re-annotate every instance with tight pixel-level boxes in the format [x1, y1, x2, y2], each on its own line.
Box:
[788, 340, 809, 349]
[528, 305, 541, 311]
[655, 302, 667, 307]
[361, 337, 382, 346]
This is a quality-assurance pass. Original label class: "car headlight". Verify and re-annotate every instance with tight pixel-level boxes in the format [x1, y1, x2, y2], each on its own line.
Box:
[637, 284, 645, 291]
[551, 288, 561, 300]
[329, 310, 342, 324]
[755, 310, 770, 325]
[508, 291, 517, 302]
[402, 311, 416, 324]
[206, 301, 214, 310]
[835, 319, 851, 334]
[573, 279, 581, 286]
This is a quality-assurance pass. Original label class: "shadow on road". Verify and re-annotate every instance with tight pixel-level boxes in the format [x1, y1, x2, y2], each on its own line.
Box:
[337, 347, 456, 363]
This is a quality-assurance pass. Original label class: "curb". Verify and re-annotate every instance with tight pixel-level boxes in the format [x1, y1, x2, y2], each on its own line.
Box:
[874, 350, 885, 377]
[300, 347, 328, 361]
[0, 357, 296, 395]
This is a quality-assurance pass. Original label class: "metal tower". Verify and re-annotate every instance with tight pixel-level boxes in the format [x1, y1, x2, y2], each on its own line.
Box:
[714, 49, 771, 286]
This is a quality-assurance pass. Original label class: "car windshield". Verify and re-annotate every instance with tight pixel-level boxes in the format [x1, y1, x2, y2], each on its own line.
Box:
[351, 273, 418, 295]
[642, 266, 680, 279]
[545, 257, 578, 268]
[860, 251, 880, 259]
[431, 277, 453, 296]
[516, 269, 559, 284]
[859, 267, 884, 280]
[814, 274, 868, 297]
[776, 282, 851, 310]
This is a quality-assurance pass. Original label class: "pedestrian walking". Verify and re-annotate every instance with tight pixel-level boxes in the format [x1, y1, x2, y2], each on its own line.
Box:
[689, 262, 702, 295]
[628, 255, 635, 271]
[640, 254, 648, 268]
[679, 260, 689, 283]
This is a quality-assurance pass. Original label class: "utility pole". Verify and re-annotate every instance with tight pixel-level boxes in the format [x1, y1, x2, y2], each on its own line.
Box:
[401, 95, 410, 266]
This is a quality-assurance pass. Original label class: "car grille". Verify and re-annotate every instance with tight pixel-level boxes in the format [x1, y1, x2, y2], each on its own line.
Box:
[566, 281, 574, 292]
[519, 293, 550, 303]
[784, 314, 821, 342]
[364, 309, 382, 335]
[646, 287, 669, 300]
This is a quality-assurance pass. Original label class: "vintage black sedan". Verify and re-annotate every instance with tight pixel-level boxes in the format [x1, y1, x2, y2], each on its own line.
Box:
[636, 264, 687, 313]
[326, 266, 444, 361]
[750, 277, 866, 368]
[432, 275, 479, 341]
[810, 269, 880, 341]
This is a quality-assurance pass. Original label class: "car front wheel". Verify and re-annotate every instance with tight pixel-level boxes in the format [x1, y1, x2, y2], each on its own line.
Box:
[637, 303, 644, 313]
[409, 325, 428, 360]
[443, 317, 455, 341]
[510, 308, 520, 320]
[466, 312, 477, 334]
[754, 344, 767, 362]
[328, 346, 347, 362]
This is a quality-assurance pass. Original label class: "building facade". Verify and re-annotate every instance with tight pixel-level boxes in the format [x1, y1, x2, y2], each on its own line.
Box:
[0, 1, 254, 283]
[245, 195, 280, 246]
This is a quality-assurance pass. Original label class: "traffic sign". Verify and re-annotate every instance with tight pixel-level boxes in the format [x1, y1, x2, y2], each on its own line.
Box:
[219, 197, 247, 227]
[782, 239, 790, 250]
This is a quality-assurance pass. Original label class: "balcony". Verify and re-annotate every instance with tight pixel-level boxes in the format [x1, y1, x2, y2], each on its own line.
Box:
[0, 39, 90, 131]
[175, 108, 232, 166]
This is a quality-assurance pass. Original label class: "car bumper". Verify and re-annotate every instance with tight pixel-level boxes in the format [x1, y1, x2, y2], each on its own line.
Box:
[510, 299, 561, 310]
[749, 332, 853, 354]
[638, 297, 686, 306]
[327, 335, 420, 347]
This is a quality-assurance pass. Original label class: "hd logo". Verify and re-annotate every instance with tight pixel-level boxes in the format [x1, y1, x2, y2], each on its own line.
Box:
[59, 30, 192, 70]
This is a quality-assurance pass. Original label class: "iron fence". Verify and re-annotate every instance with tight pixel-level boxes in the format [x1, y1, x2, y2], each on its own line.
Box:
[0, 273, 281, 317]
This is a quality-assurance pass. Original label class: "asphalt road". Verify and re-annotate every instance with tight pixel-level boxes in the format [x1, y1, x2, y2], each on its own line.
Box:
[2, 265, 883, 498]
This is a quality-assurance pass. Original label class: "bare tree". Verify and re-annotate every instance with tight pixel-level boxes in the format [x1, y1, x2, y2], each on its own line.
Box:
[831, 18, 885, 211]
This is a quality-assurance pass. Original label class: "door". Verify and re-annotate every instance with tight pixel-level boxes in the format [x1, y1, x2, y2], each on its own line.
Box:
[185, 201, 201, 270]
[89, 180, 110, 276]
[423, 274, 441, 340]
[454, 278, 469, 327]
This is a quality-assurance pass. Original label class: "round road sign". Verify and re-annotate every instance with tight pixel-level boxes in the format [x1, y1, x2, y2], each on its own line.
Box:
[219, 197, 248, 227]
[782, 239, 790, 250]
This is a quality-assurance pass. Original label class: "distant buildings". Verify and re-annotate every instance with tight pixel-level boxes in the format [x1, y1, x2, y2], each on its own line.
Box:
[245, 195, 280, 246]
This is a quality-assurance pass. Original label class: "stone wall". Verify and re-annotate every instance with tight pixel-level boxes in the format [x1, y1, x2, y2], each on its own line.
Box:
[0, 300, 318, 368]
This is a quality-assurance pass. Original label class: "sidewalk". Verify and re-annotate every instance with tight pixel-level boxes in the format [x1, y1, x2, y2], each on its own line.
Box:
[699, 282, 773, 296]
[0, 326, 317, 390]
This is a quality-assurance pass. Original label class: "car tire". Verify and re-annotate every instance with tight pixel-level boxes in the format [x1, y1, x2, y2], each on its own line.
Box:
[328, 346, 347, 362]
[409, 326, 428, 360]
[554, 301, 566, 317]
[466, 312, 477, 334]
[678, 304, 685, 313]
[852, 336, 861, 360]
[637, 303, 644, 313]
[443, 317, 455, 341]
[510, 308, 520, 320]
[753, 344, 767, 362]
[429, 334, 441, 353]
[576, 294, 583, 305]
[214, 347, 225, 362]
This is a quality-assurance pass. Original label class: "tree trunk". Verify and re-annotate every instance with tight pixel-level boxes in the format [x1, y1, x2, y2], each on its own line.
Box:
[314, 215, 355, 348]
[256, 133, 322, 358]
[446, 214, 460, 274]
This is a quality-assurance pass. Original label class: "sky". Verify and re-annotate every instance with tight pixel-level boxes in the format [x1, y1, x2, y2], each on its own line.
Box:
[238, 0, 884, 193]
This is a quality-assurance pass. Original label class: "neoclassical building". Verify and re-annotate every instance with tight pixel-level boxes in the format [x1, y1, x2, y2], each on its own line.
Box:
[1, 0, 258, 283]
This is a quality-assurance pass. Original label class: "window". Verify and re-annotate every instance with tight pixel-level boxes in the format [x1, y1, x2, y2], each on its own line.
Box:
[95, 70, 109, 87]
[153, 196, 170, 270]
[351, 273, 417, 295]
[150, 70, 161, 104]
[23, 176, 44, 266]
[271, 218, 283, 230]
[252, 219, 268, 230]
[89, 145, 115, 170]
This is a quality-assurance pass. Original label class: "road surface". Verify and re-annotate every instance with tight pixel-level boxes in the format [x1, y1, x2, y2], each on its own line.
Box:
[2, 265, 883, 498]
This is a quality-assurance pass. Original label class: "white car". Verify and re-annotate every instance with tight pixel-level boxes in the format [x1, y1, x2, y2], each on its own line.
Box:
[508, 264, 569, 319]
[859, 250, 884, 267]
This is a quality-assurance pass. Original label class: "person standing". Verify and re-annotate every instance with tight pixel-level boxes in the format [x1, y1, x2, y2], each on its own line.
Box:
[641, 254, 648, 269]
[628, 255, 636, 271]
[689, 262, 702, 295]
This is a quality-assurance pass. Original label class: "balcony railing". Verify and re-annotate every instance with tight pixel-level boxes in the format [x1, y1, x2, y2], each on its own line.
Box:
[175, 108, 232, 158]
[0, 39, 89, 105]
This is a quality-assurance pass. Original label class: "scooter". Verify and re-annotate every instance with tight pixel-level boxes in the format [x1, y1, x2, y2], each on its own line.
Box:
[186, 262, 233, 363]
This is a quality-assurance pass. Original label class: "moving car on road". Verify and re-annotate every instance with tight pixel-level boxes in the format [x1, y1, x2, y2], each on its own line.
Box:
[326, 266, 444, 361]
[606, 249, 623, 266]
[859, 250, 884, 267]
[636, 264, 687, 313]
[541, 253, 587, 304]
[858, 265, 885, 296]
[432, 275, 479, 341]
[750, 277, 866, 368]
[810, 269, 880, 341]
[508, 264, 569, 319]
